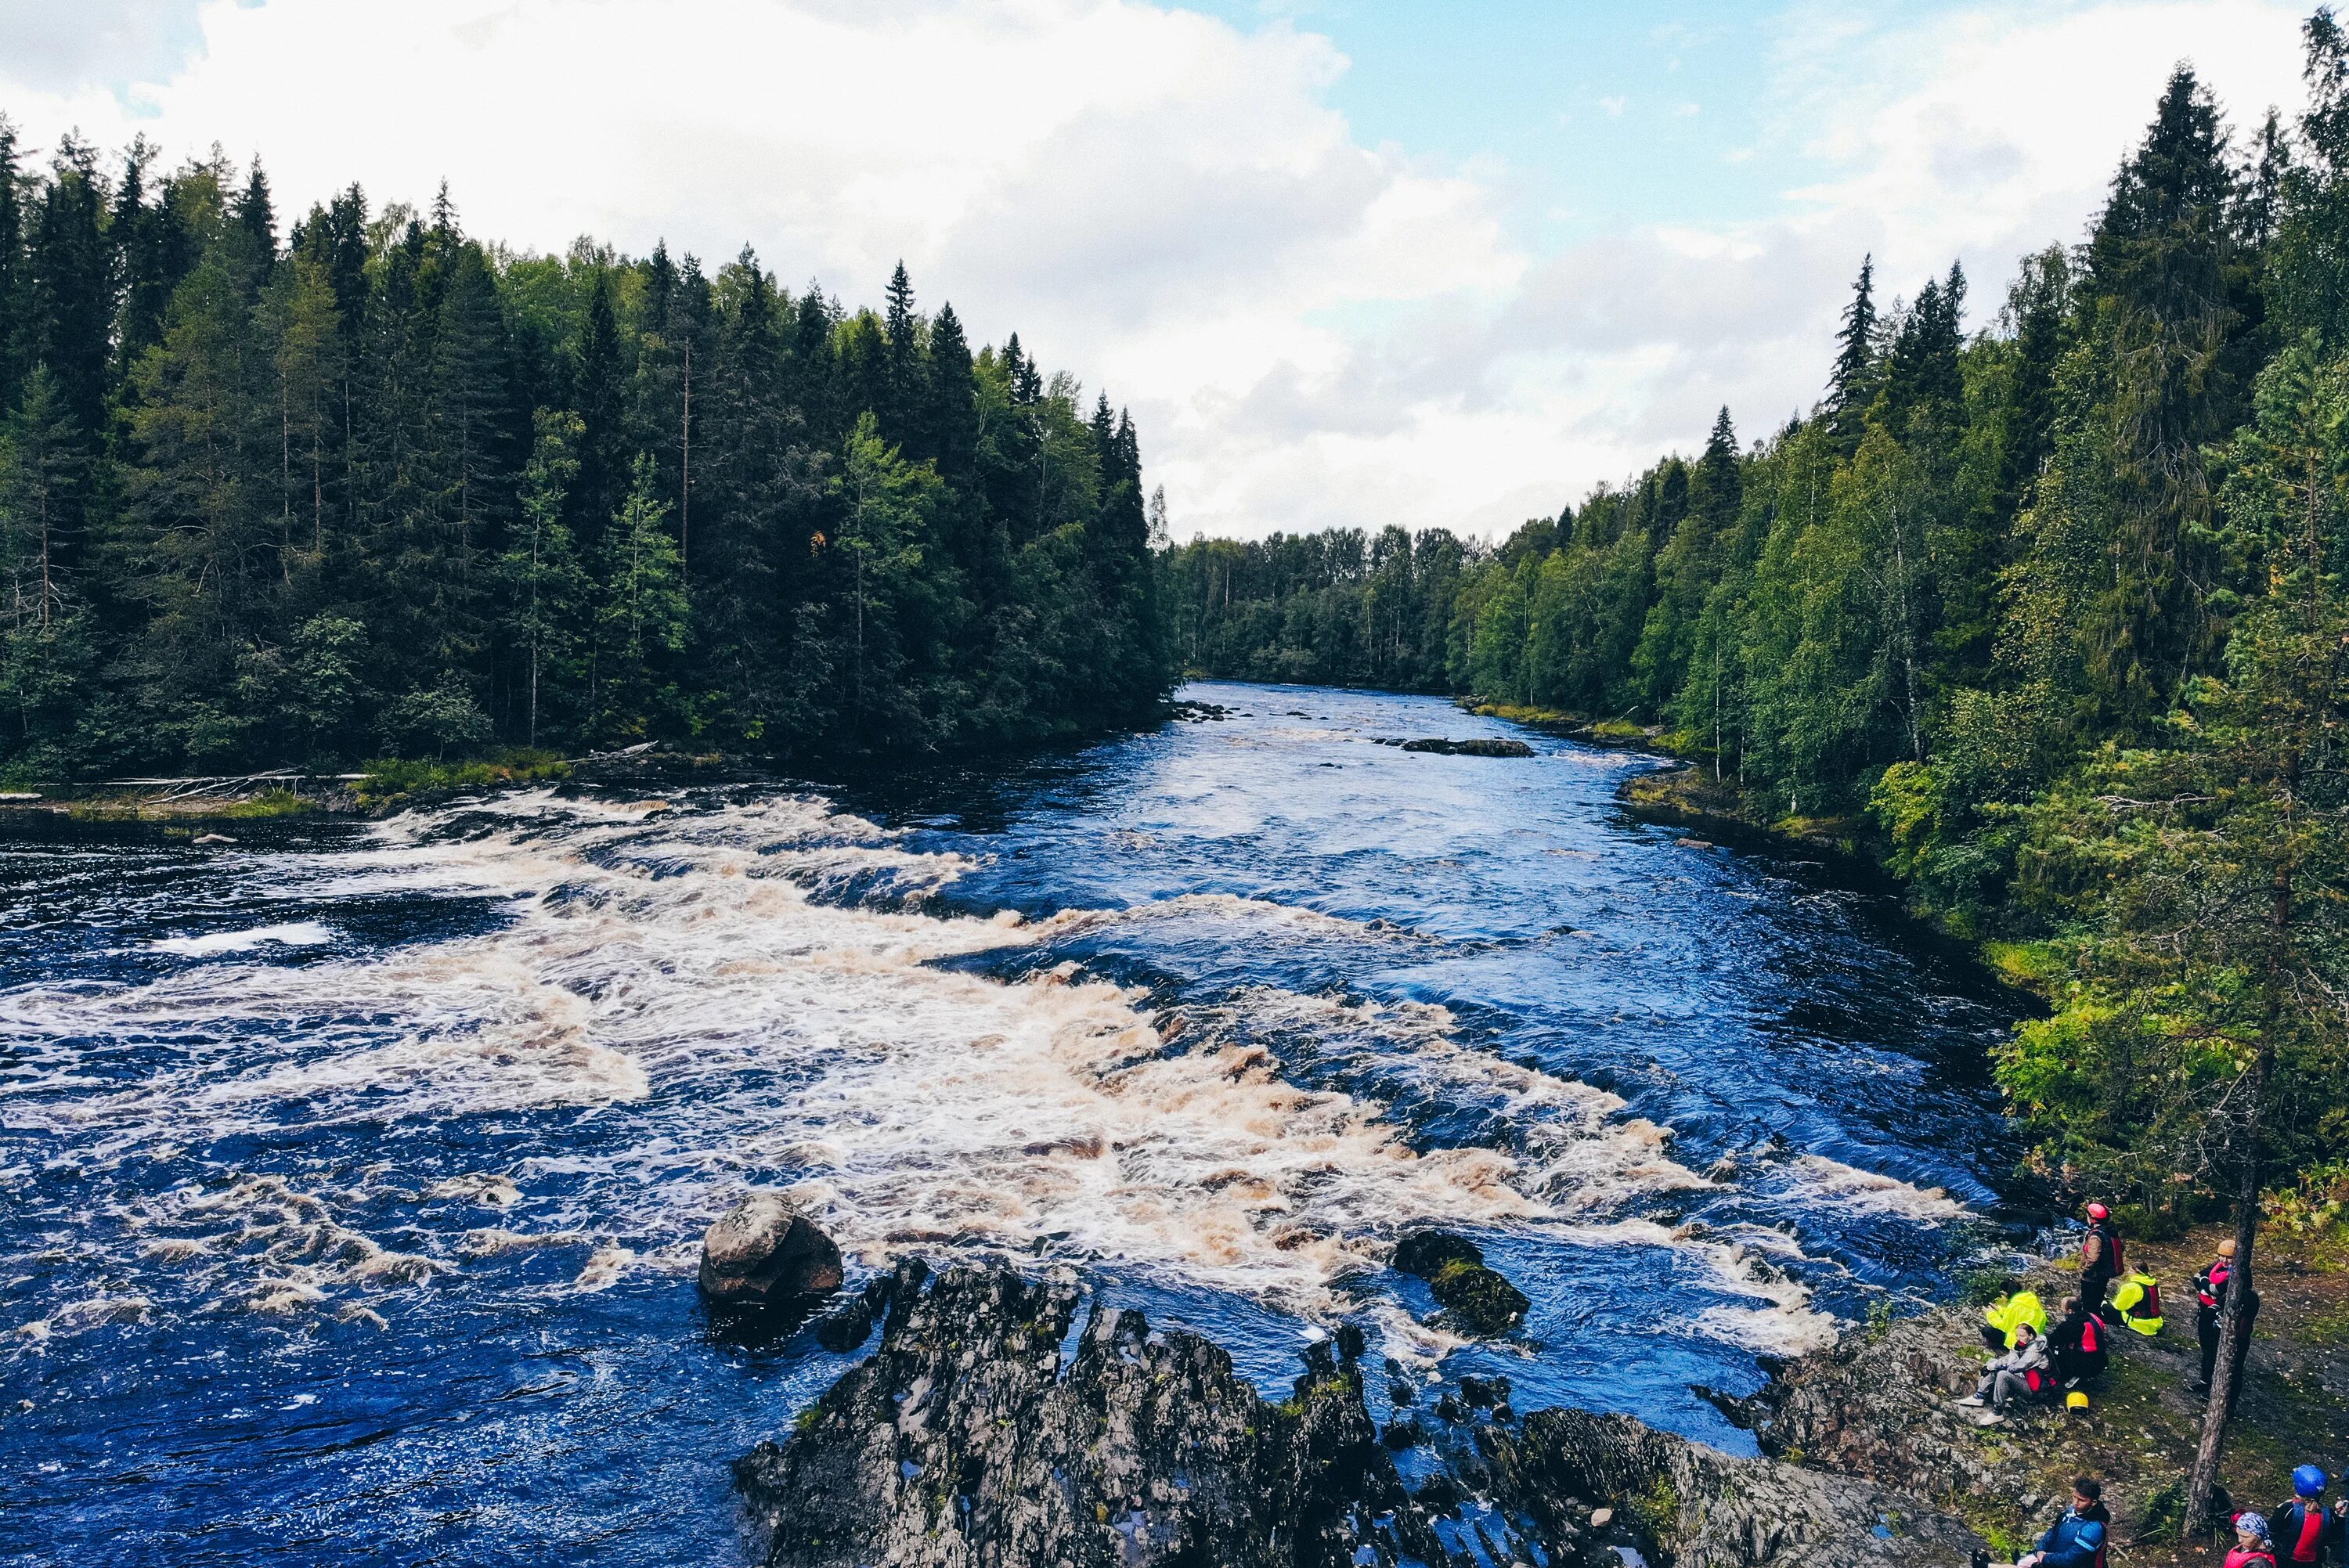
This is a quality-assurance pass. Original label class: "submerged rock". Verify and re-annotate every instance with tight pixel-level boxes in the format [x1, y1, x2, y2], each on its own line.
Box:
[698, 1193, 843, 1307]
[1391, 1230, 1530, 1336]
[1398, 737, 1535, 757]
[736, 1260, 1983, 1568]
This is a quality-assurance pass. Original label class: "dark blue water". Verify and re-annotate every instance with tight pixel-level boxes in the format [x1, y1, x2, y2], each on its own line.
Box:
[0, 683, 2017, 1566]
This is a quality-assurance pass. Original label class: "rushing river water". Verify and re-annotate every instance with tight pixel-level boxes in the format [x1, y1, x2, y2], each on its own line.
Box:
[1, 682, 2020, 1566]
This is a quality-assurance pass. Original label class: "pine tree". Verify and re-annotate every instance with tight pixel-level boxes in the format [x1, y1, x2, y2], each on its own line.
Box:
[571, 269, 628, 552]
[0, 368, 86, 631]
[1826, 255, 1879, 455]
[25, 137, 112, 441]
[503, 409, 588, 748]
[0, 119, 23, 413]
[594, 452, 688, 741]
[882, 260, 922, 452]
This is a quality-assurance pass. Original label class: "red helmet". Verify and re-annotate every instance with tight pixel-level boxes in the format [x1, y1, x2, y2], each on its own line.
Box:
[2086, 1202, 2109, 1221]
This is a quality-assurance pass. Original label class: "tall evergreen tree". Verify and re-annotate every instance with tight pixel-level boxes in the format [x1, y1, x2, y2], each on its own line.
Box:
[1826, 254, 1879, 456]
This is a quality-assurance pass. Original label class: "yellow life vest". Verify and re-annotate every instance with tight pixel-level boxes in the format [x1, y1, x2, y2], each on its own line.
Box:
[2110, 1271, 2165, 1336]
[1983, 1289, 2050, 1349]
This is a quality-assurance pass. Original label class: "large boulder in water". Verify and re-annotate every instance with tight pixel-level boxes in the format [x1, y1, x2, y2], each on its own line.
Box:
[1393, 1229, 1530, 1336]
[699, 1193, 843, 1307]
[1398, 737, 1535, 757]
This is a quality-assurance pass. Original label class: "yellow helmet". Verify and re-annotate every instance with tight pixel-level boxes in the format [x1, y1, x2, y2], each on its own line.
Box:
[2066, 1391, 2091, 1410]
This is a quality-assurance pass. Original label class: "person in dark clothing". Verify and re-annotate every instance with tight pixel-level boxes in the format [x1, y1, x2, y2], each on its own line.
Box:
[2269, 1466, 2348, 1566]
[2049, 1301, 2111, 1388]
[2075, 1202, 2123, 1316]
[2196, 1237, 2261, 1404]
[2017, 1477, 2109, 1568]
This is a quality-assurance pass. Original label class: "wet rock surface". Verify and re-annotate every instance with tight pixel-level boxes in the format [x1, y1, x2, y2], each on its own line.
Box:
[1377, 737, 1537, 756]
[1392, 1229, 1531, 1336]
[736, 1261, 1984, 1568]
[698, 1193, 844, 1307]
[735, 1261, 1439, 1568]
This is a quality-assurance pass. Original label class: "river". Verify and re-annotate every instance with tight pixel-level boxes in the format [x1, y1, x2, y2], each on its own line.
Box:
[0, 681, 2018, 1566]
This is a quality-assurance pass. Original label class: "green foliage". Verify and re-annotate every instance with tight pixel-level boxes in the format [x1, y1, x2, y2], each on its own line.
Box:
[354, 749, 569, 809]
[0, 143, 1171, 779]
[221, 788, 312, 819]
[1164, 48, 2349, 1209]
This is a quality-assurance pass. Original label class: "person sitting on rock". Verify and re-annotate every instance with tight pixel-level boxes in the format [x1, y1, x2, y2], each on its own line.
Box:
[2230, 1511, 2282, 1568]
[2048, 1300, 2110, 1388]
[1981, 1285, 2051, 1354]
[2015, 1478, 2109, 1568]
[1957, 1320, 2049, 1423]
[2268, 1466, 2347, 1566]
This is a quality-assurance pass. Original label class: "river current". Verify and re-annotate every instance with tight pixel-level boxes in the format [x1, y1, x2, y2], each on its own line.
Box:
[1, 682, 2017, 1566]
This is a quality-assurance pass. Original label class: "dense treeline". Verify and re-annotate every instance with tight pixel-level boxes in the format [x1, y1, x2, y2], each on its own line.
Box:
[0, 131, 1171, 773]
[1169, 38, 2349, 1257]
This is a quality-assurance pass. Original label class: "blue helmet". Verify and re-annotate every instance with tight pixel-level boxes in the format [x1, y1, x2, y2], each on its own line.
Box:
[2296, 1464, 2328, 1498]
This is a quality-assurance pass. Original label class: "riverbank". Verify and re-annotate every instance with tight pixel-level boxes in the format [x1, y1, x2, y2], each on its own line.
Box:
[731, 1224, 2349, 1567]
[1741, 1220, 2349, 1563]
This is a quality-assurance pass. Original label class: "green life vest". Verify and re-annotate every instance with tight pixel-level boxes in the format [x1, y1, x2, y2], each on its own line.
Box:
[2110, 1271, 2165, 1336]
[1983, 1289, 2050, 1349]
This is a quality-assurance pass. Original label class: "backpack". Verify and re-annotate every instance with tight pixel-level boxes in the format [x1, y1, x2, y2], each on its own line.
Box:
[2112, 1272, 2165, 1336]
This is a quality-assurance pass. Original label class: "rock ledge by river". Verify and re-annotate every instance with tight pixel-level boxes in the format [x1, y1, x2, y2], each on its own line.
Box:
[734, 1260, 1984, 1568]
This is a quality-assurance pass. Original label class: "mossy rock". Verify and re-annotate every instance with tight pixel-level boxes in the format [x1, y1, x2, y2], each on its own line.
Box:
[1394, 1230, 1485, 1279]
[1431, 1259, 1530, 1336]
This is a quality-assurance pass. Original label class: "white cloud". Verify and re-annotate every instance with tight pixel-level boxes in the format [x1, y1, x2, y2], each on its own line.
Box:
[0, 0, 2325, 542]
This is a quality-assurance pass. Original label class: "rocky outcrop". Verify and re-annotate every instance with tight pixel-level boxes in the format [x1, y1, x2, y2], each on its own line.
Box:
[699, 1193, 844, 1307]
[734, 1262, 1445, 1568]
[1474, 1408, 1984, 1568]
[735, 1260, 1985, 1568]
[1741, 1310, 2018, 1505]
[1393, 1229, 1531, 1336]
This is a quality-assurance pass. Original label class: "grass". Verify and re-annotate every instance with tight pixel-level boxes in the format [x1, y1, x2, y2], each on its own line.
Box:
[222, 788, 314, 819]
[355, 749, 571, 809]
[1469, 701, 1580, 725]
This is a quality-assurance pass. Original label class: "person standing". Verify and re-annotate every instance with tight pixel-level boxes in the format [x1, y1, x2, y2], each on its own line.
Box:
[2196, 1236, 2261, 1404]
[2268, 1467, 2346, 1566]
[2076, 1202, 2123, 1316]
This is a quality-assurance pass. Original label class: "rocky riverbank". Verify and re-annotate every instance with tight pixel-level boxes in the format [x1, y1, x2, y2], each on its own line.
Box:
[734, 1257, 1987, 1568]
[731, 1222, 2349, 1568]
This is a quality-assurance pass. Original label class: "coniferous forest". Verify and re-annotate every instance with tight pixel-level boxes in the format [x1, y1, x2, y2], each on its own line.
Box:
[0, 129, 1171, 776]
[1168, 44, 2349, 1222]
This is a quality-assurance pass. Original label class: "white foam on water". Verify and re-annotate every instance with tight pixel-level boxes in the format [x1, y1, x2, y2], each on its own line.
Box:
[1786, 1155, 1969, 1222]
[150, 921, 336, 957]
[2, 788, 1950, 1345]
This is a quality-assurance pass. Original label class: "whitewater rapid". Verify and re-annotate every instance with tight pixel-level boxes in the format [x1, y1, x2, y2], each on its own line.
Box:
[1, 785, 1963, 1363]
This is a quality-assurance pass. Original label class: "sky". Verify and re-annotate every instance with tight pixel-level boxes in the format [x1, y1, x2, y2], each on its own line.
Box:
[0, 0, 2320, 542]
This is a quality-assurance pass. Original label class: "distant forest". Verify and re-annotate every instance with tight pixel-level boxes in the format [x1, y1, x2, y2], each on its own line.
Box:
[1169, 39, 2349, 1235]
[0, 128, 1170, 774]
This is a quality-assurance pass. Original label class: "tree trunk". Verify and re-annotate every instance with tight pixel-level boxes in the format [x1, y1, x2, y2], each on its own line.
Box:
[2186, 1144, 2262, 1534]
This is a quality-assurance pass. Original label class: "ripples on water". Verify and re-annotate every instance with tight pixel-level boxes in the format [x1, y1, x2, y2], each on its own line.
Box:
[0, 683, 2017, 1566]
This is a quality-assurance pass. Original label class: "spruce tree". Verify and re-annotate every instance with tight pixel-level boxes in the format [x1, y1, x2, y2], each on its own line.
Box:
[1826, 255, 1878, 455]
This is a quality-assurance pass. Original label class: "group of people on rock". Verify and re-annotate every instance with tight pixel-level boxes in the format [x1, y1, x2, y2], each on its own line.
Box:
[2225, 1468, 2349, 1566]
[1958, 1204, 2317, 1568]
[1962, 1204, 2251, 1427]
[1996, 1468, 2349, 1568]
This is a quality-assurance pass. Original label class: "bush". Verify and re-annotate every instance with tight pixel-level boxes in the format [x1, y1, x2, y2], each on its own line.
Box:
[355, 748, 570, 809]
